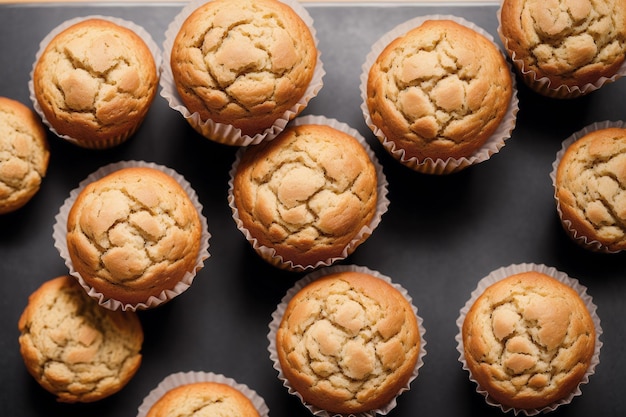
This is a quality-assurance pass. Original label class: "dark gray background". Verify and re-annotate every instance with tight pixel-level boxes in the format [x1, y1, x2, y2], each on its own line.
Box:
[1, 2, 625, 416]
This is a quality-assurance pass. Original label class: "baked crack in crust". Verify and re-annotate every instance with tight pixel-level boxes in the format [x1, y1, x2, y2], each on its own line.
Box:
[66, 167, 201, 304]
[18, 276, 143, 402]
[170, 0, 317, 136]
[501, 0, 626, 86]
[367, 19, 512, 160]
[33, 19, 157, 143]
[145, 382, 260, 417]
[526, 0, 624, 75]
[555, 127, 626, 251]
[233, 124, 378, 267]
[276, 271, 420, 414]
[462, 272, 595, 410]
[0, 97, 49, 214]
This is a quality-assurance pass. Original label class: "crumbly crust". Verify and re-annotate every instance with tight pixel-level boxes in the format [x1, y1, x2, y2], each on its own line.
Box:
[66, 167, 202, 304]
[232, 124, 378, 268]
[146, 382, 260, 417]
[170, 0, 317, 136]
[33, 18, 158, 146]
[500, 0, 626, 87]
[555, 127, 626, 251]
[276, 271, 420, 414]
[18, 276, 143, 403]
[462, 271, 595, 410]
[367, 19, 512, 161]
[0, 97, 49, 214]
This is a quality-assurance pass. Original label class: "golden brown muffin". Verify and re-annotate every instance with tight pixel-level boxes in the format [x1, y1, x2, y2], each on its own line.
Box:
[0, 97, 49, 214]
[33, 18, 158, 148]
[275, 271, 420, 414]
[232, 123, 378, 270]
[367, 19, 512, 161]
[170, 0, 317, 137]
[66, 167, 202, 305]
[18, 275, 143, 403]
[146, 382, 260, 417]
[555, 127, 626, 252]
[499, 0, 626, 96]
[462, 271, 596, 410]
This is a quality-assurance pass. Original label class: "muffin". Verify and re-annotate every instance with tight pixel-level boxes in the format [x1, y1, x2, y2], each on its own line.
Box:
[167, 0, 321, 144]
[460, 268, 599, 412]
[364, 18, 515, 174]
[138, 371, 270, 417]
[271, 267, 423, 415]
[498, 0, 626, 98]
[65, 165, 204, 307]
[145, 382, 260, 417]
[32, 17, 159, 149]
[0, 96, 50, 214]
[230, 118, 383, 271]
[18, 275, 143, 403]
[553, 124, 626, 252]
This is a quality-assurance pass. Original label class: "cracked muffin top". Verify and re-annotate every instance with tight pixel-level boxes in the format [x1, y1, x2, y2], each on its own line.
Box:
[461, 271, 596, 410]
[33, 18, 158, 148]
[66, 167, 202, 305]
[499, 0, 626, 90]
[145, 382, 261, 417]
[18, 275, 143, 403]
[366, 19, 512, 161]
[0, 96, 49, 214]
[231, 123, 378, 270]
[170, 0, 317, 137]
[555, 127, 626, 252]
[275, 270, 420, 414]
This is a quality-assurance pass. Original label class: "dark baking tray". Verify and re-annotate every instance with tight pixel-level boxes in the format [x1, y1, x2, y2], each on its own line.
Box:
[1, 2, 625, 416]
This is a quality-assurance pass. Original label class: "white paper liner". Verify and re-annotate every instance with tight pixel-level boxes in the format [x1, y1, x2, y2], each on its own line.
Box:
[160, 0, 325, 147]
[227, 114, 390, 272]
[549, 120, 626, 253]
[455, 263, 602, 415]
[359, 14, 519, 175]
[268, 264, 427, 417]
[28, 15, 162, 149]
[497, 6, 626, 99]
[52, 160, 211, 312]
[136, 371, 269, 417]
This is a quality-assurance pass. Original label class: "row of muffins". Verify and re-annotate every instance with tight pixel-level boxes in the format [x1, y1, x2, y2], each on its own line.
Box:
[24, 0, 626, 163]
[17, 261, 600, 415]
[4, 0, 625, 249]
[9, 0, 626, 182]
[28, 0, 323, 150]
[36, 115, 626, 313]
[23, 0, 626, 156]
[2, 0, 620, 412]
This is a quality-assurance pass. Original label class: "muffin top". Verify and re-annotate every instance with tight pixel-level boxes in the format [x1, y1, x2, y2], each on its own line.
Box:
[170, 0, 317, 136]
[500, 0, 626, 87]
[275, 271, 420, 414]
[462, 271, 596, 410]
[18, 275, 143, 403]
[146, 382, 260, 417]
[367, 19, 512, 161]
[33, 18, 158, 144]
[555, 127, 626, 252]
[232, 123, 378, 269]
[66, 167, 202, 305]
[0, 97, 49, 214]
